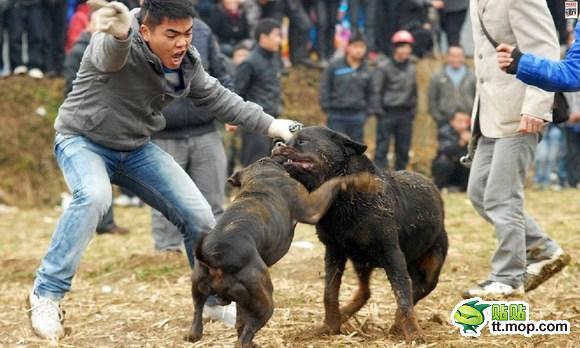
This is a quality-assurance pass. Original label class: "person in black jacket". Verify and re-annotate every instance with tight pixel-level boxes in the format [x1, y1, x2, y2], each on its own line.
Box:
[431, 111, 471, 191]
[207, 0, 250, 57]
[319, 32, 370, 142]
[371, 30, 417, 171]
[150, 17, 232, 253]
[235, 18, 282, 166]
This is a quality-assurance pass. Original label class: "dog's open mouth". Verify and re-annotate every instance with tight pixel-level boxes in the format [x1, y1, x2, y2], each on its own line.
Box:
[283, 158, 315, 171]
[272, 146, 317, 171]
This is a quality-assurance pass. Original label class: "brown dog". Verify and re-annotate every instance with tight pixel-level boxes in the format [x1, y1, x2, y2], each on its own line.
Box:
[185, 157, 378, 348]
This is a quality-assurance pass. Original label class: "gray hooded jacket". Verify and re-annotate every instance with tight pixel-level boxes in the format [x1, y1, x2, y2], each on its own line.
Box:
[55, 9, 273, 151]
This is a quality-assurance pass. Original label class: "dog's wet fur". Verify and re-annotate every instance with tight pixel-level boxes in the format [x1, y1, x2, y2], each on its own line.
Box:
[186, 157, 379, 347]
[272, 126, 448, 343]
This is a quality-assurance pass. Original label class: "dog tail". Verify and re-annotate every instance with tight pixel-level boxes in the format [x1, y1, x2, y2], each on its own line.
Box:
[195, 233, 211, 266]
[195, 233, 226, 278]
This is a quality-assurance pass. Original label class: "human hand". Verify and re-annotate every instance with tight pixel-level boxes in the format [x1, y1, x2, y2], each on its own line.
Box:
[518, 114, 546, 134]
[432, 0, 445, 9]
[267, 119, 303, 141]
[569, 112, 580, 123]
[90, 0, 131, 40]
[496, 43, 522, 74]
[459, 131, 471, 146]
[225, 124, 239, 133]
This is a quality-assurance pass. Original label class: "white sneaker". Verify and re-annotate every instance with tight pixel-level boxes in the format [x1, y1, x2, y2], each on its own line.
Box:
[28, 291, 64, 340]
[462, 281, 524, 299]
[114, 194, 134, 207]
[203, 302, 236, 327]
[13, 65, 28, 75]
[525, 247, 570, 292]
[28, 68, 44, 79]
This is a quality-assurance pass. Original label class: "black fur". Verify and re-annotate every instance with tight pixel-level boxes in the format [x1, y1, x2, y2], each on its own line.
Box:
[272, 126, 448, 343]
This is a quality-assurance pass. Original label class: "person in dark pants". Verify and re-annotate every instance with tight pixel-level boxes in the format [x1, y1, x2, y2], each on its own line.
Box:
[564, 92, 580, 188]
[235, 18, 283, 166]
[319, 32, 370, 142]
[42, 0, 68, 77]
[431, 111, 471, 191]
[348, 0, 380, 55]
[260, 0, 312, 67]
[371, 30, 417, 171]
[0, 0, 8, 74]
[63, 21, 129, 235]
[8, 0, 45, 78]
[439, 0, 468, 47]
[546, 0, 567, 45]
[314, 0, 339, 65]
[397, 0, 438, 58]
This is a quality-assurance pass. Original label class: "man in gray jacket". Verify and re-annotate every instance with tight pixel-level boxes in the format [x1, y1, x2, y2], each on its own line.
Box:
[27, 0, 300, 341]
[371, 30, 417, 171]
[428, 45, 476, 129]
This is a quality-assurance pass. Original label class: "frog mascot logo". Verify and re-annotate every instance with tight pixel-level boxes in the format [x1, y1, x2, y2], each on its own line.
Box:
[451, 298, 491, 337]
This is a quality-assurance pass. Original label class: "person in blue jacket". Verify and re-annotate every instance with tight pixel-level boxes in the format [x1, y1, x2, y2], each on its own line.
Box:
[496, 23, 580, 91]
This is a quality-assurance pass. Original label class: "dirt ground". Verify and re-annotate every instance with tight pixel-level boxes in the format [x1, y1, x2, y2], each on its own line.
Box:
[1, 189, 578, 347]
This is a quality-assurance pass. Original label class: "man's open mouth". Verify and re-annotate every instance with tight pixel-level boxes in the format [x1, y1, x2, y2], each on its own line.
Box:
[171, 51, 186, 65]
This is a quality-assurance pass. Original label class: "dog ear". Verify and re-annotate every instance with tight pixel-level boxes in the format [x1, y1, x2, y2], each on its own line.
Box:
[227, 170, 243, 187]
[331, 131, 367, 156]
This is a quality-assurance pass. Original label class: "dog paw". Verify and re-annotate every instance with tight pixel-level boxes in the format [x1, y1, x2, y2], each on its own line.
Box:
[406, 332, 426, 344]
[183, 331, 202, 343]
[311, 324, 341, 337]
[388, 322, 401, 336]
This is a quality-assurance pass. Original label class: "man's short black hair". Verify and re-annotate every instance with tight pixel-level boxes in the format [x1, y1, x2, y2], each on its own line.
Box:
[254, 18, 281, 41]
[141, 0, 196, 29]
[348, 31, 367, 45]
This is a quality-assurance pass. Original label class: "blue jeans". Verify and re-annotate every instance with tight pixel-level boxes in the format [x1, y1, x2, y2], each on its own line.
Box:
[534, 125, 564, 187]
[34, 134, 215, 300]
[327, 111, 366, 143]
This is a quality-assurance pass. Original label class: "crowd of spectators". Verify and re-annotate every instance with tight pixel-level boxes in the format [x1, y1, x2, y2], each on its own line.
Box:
[0, 0, 578, 195]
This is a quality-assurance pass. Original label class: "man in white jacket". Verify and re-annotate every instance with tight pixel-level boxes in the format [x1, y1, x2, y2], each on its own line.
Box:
[463, 0, 569, 299]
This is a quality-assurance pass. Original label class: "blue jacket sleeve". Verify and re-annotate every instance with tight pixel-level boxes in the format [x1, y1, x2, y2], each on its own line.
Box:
[516, 23, 580, 92]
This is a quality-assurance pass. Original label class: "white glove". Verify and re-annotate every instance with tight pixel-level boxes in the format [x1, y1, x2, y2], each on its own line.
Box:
[267, 119, 303, 141]
[92, 1, 131, 39]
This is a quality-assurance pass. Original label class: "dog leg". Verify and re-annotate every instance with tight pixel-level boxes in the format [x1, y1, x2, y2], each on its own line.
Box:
[408, 233, 447, 305]
[291, 179, 342, 224]
[340, 261, 372, 323]
[309, 247, 347, 336]
[292, 174, 378, 224]
[184, 267, 210, 342]
[380, 248, 425, 343]
[231, 259, 274, 348]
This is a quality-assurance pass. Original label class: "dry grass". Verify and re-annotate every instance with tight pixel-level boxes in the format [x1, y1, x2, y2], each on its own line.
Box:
[1, 189, 578, 347]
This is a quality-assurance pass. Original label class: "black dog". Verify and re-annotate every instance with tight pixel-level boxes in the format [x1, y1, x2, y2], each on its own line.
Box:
[185, 157, 378, 348]
[272, 126, 448, 342]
